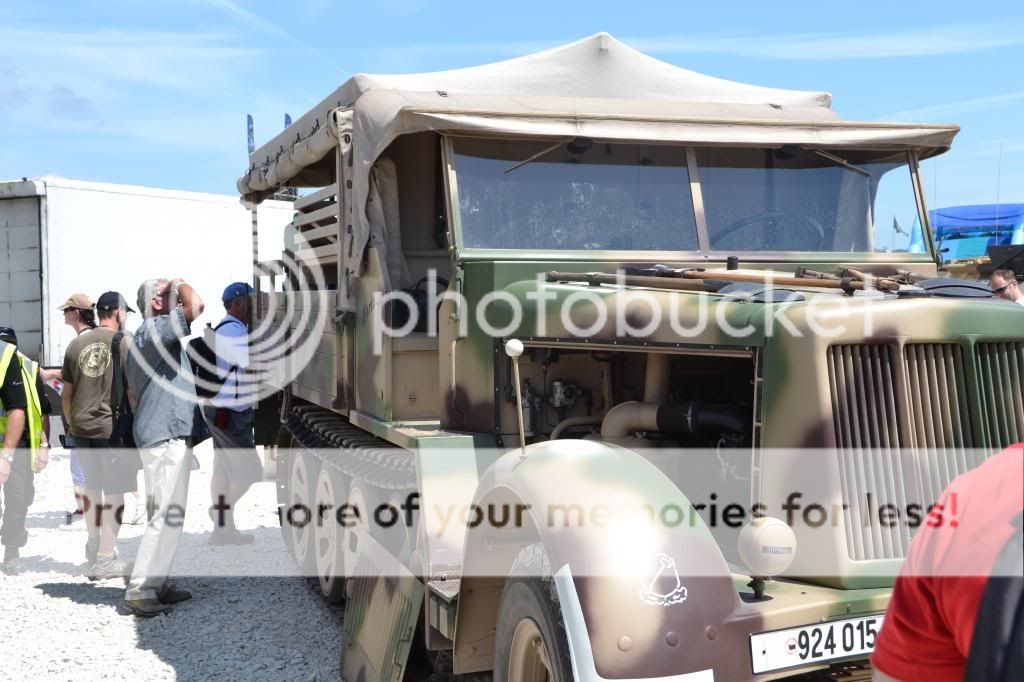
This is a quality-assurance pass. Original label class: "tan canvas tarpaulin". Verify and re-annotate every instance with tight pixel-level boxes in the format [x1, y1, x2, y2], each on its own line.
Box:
[238, 33, 959, 284]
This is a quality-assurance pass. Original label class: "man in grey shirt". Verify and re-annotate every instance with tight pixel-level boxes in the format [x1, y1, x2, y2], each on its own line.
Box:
[123, 278, 204, 617]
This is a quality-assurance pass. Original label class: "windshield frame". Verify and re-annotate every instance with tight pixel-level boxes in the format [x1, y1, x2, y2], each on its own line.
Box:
[441, 135, 938, 264]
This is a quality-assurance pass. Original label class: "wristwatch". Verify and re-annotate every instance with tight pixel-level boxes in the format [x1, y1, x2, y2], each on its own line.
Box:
[172, 281, 187, 298]
[1, 451, 14, 464]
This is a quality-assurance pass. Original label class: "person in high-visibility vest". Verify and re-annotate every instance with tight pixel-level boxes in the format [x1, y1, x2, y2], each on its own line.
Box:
[0, 326, 52, 575]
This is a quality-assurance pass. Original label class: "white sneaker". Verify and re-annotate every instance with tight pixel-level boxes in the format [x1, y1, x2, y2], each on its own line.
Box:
[91, 552, 127, 581]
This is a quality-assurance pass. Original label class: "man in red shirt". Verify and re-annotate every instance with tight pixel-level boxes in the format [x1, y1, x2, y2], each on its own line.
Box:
[872, 444, 1024, 681]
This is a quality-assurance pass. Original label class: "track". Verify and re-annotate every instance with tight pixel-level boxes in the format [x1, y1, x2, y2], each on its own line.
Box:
[286, 404, 417, 490]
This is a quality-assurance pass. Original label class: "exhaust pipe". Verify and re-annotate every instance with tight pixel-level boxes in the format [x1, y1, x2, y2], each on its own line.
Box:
[601, 401, 746, 439]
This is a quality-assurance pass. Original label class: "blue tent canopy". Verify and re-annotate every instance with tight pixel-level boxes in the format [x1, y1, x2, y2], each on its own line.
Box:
[909, 203, 1024, 261]
[932, 203, 1024, 230]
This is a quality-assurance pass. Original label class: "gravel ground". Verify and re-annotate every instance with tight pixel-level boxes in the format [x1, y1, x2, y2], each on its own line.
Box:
[0, 442, 343, 681]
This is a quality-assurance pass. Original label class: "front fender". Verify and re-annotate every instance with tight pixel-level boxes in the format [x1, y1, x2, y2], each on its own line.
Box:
[454, 440, 737, 679]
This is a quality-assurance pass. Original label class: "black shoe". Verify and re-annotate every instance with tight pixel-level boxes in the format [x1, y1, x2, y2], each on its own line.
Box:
[60, 510, 86, 531]
[124, 598, 173, 618]
[210, 527, 255, 545]
[158, 583, 193, 604]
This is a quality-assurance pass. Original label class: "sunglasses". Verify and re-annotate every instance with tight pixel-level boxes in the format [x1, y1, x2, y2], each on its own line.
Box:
[993, 284, 1011, 295]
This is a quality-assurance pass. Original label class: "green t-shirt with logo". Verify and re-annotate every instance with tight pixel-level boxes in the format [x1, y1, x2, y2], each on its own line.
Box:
[62, 327, 129, 439]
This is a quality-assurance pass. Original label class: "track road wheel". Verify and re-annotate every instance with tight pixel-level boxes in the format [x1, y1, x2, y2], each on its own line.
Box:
[286, 449, 318, 574]
[340, 482, 378, 575]
[494, 578, 574, 682]
[313, 463, 348, 603]
[277, 432, 301, 552]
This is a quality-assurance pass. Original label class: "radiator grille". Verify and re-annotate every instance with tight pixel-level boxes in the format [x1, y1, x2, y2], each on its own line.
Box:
[902, 344, 987, 507]
[975, 342, 1024, 449]
[826, 345, 908, 560]
[904, 344, 973, 449]
[825, 342, 1016, 561]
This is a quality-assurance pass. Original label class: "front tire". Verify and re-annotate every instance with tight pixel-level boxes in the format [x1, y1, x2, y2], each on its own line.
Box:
[494, 578, 574, 682]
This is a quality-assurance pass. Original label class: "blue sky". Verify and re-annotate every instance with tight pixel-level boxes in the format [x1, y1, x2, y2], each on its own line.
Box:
[1, 0, 1022, 213]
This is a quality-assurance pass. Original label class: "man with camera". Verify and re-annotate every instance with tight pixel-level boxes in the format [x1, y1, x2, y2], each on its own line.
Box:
[124, 278, 203, 617]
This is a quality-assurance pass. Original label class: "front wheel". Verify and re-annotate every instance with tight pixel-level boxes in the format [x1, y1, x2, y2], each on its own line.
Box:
[494, 578, 574, 682]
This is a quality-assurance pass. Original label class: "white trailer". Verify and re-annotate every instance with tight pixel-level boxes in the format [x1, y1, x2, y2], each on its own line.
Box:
[0, 177, 294, 367]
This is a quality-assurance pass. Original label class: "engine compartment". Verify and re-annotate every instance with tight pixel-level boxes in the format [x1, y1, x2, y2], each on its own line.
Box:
[501, 346, 757, 450]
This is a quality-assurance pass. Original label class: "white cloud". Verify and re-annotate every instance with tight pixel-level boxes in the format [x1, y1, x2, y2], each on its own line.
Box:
[0, 28, 258, 93]
[629, 24, 1024, 60]
[0, 24, 281, 165]
[878, 91, 1024, 122]
[377, 23, 1024, 66]
[200, 0, 295, 40]
[193, 0, 337, 68]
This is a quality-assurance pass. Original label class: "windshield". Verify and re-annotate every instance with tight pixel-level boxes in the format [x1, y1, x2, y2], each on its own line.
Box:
[695, 147, 920, 253]
[452, 138, 923, 255]
[453, 138, 699, 250]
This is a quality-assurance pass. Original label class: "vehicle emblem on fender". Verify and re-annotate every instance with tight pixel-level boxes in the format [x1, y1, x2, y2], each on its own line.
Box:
[639, 553, 688, 606]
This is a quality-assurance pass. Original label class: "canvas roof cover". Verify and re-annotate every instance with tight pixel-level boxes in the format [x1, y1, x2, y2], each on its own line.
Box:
[239, 33, 960, 301]
[237, 33, 959, 199]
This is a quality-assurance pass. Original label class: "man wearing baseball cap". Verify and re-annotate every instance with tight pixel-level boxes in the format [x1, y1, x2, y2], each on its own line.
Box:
[56, 293, 95, 530]
[62, 291, 136, 580]
[202, 281, 261, 545]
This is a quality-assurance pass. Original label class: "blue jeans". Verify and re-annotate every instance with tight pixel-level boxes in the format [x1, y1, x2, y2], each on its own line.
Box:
[70, 449, 86, 488]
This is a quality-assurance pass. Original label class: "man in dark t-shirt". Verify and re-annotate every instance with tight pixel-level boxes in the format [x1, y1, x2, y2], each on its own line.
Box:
[61, 292, 136, 579]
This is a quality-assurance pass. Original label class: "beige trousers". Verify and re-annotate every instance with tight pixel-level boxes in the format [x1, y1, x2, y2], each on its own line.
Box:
[125, 438, 191, 601]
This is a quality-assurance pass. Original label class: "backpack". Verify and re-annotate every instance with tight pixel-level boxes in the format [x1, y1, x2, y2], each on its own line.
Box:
[108, 330, 136, 450]
[186, 319, 239, 399]
[965, 512, 1024, 681]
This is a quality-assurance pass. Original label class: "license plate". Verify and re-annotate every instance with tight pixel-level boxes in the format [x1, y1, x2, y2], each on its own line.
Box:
[749, 614, 884, 674]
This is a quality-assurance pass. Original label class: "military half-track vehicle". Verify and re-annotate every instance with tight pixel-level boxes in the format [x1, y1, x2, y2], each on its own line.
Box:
[237, 34, 1024, 682]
